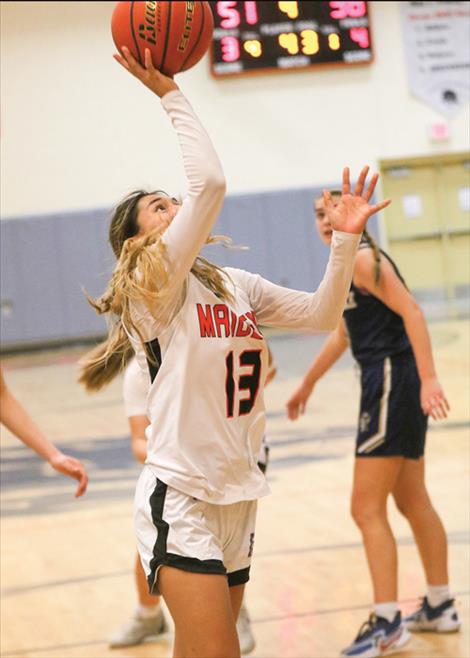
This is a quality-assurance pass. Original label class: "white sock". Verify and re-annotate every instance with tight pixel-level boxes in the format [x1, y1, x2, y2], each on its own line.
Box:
[427, 584, 450, 608]
[374, 602, 399, 623]
[137, 602, 161, 619]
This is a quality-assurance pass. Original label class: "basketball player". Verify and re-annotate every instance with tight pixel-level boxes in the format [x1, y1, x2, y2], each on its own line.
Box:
[109, 349, 276, 652]
[287, 191, 460, 658]
[79, 46, 386, 658]
[0, 365, 88, 497]
[108, 355, 169, 649]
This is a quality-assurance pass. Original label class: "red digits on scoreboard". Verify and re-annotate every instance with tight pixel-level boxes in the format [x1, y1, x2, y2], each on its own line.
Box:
[221, 35, 240, 62]
[216, 1, 259, 28]
[217, 1, 240, 28]
[329, 1, 366, 19]
[349, 27, 369, 48]
[244, 1, 258, 24]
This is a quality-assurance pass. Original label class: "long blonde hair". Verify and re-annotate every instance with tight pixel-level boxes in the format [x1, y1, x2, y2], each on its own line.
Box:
[79, 190, 233, 391]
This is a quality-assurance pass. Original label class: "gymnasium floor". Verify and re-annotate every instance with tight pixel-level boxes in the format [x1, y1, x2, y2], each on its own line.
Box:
[1, 319, 469, 658]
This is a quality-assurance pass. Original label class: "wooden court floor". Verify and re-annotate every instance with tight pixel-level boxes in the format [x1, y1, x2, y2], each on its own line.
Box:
[1, 319, 469, 658]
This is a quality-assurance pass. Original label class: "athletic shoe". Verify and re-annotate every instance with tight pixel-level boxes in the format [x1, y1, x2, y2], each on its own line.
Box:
[341, 612, 411, 657]
[237, 602, 256, 654]
[404, 597, 460, 633]
[108, 607, 168, 648]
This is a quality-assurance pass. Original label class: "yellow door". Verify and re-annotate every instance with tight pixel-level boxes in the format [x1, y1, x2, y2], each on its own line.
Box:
[380, 153, 470, 306]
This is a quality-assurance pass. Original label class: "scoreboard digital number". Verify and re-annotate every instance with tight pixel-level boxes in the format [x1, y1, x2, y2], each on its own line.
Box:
[209, 1, 373, 77]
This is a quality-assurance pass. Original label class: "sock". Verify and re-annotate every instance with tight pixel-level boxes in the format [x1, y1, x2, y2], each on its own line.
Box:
[374, 602, 399, 623]
[427, 584, 450, 608]
[137, 602, 161, 619]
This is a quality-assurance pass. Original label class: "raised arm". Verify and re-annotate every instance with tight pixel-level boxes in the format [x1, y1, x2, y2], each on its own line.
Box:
[235, 168, 390, 331]
[114, 48, 226, 304]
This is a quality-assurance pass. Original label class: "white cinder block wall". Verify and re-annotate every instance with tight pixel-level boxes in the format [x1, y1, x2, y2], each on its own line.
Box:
[1, 1, 469, 219]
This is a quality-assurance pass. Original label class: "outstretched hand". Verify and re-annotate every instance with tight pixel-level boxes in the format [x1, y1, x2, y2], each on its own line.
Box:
[49, 452, 88, 498]
[324, 166, 391, 235]
[113, 46, 178, 98]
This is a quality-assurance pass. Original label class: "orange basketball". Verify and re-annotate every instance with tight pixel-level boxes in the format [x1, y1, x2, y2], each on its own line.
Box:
[111, 1, 214, 76]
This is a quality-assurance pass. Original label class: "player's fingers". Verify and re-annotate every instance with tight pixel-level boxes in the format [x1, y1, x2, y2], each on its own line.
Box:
[144, 48, 156, 71]
[121, 46, 143, 73]
[323, 189, 333, 211]
[113, 53, 131, 71]
[354, 165, 369, 196]
[368, 199, 391, 216]
[300, 401, 306, 415]
[363, 172, 379, 201]
[342, 167, 351, 195]
[75, 472, 88, 498]
[288, 401, 298, 420]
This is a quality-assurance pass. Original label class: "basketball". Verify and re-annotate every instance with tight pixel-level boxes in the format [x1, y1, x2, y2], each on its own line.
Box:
[111, 1, 214, 76]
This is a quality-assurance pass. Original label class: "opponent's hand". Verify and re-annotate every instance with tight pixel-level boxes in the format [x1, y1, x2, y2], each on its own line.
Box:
[49, 452, 89, 498]
[286, 382, 314, 420]
[113, 46, 179, 98]
[325, 166, 391, 235]
[421, 377, 450, 420]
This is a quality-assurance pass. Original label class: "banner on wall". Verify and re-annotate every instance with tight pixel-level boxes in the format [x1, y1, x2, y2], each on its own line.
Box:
[400, 1, 470, 116]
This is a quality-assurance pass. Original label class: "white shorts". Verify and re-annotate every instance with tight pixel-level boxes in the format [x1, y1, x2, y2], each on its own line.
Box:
[134, 466, 258, 594]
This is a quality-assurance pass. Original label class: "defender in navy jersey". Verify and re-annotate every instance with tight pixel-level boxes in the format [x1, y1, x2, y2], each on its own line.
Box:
[79, 46, 387, 658]
[287, 190, 459, 658]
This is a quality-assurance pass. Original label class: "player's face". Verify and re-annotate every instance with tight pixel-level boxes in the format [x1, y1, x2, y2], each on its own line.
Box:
[136, 194, 181, 235]
[314, 195, 340, 246]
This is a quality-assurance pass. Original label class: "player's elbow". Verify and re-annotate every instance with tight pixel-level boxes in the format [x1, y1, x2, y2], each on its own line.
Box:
[205, 171, 226, 198]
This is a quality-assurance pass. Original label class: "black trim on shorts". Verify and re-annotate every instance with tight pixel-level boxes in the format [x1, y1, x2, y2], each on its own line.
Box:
[228, 566, 250, 587]
[147, 478, 226, 594]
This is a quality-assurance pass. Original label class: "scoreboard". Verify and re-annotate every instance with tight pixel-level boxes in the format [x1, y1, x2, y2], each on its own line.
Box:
[209, 1, 373, 77]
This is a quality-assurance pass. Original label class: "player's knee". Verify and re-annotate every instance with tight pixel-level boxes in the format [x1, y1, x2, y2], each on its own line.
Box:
[350, 497, 386, 528]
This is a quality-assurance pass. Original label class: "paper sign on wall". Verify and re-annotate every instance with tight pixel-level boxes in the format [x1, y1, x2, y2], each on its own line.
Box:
[401, 2, 470, 116]
[402, 194, 423, 219]
[458, 187, 470, 212]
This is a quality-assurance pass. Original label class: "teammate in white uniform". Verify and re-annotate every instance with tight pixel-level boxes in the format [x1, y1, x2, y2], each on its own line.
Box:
[110, 350, 275, 653]
[79, 46, 389, 658]
[108, 357, 168, 649]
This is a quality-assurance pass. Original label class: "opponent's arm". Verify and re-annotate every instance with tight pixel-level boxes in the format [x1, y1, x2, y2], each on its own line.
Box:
[286, 320, 349, 420]
[353, 249, 449, 420]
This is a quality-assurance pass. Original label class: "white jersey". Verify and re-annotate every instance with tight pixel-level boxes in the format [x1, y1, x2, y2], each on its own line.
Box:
[126, 89, 360, 505]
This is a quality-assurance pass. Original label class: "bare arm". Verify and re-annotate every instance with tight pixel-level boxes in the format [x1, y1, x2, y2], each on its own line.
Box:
[286, 321, 349, 420]
[128, 415, 150, 464]
[353, 249, 449, 420]
[0, 367, 88, 496]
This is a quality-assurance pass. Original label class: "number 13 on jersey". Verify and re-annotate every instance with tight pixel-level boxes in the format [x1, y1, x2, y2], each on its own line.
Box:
[225, 349, 262, 418]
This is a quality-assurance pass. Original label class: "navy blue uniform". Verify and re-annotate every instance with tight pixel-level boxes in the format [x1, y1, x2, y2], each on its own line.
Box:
[343, 243, 427, 459]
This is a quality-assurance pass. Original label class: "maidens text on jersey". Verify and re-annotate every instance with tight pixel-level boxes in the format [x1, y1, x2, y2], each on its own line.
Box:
[196, 303, 263, 340]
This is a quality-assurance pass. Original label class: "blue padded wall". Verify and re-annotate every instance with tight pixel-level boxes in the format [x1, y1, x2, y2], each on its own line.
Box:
[1, 186, 379, 348]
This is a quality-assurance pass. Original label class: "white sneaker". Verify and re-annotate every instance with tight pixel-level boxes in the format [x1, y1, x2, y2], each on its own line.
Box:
[237, 603, 256, 654]
[405, 597, 460, 633]
[108, 607, 168, 648]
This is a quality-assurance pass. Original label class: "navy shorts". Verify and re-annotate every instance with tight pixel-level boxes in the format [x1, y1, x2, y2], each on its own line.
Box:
[356, 350, 427, 459]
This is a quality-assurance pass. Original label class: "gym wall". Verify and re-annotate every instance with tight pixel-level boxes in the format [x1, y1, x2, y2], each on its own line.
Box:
[1, 2, 468, 347]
